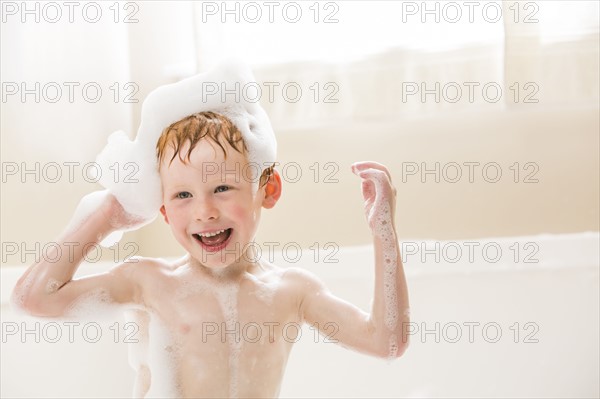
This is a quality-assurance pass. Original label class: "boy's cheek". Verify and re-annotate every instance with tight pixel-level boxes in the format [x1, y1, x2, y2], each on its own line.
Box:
[230, 204, 255, 222]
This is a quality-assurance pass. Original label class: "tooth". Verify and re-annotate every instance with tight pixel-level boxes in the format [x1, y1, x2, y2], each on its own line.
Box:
[199, 228, 228, 238]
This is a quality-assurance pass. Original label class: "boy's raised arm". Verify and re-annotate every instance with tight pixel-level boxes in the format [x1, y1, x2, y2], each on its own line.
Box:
[291, 162, 410, 359]
[12, 191, 146, 318]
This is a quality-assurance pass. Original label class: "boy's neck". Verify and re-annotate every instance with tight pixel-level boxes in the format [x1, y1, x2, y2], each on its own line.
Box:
[185, 253, 260, 281]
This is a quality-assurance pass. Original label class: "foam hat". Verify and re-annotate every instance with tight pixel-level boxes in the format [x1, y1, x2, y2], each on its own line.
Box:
[95, 59, 277, 224]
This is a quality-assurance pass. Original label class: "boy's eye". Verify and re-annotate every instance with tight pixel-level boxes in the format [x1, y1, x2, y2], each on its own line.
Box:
[215, 185, 230, 193]
[177, 192, 192, 199]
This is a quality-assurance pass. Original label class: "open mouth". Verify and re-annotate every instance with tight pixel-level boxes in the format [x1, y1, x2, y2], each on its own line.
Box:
[193, 228, 233, 252]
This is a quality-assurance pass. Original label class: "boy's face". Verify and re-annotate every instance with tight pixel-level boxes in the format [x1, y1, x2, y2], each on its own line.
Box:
[159, 138, 279, 270]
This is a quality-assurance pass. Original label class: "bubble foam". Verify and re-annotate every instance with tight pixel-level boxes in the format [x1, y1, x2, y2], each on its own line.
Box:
[145, 311, 182, 398]
[373, 201, 399, 332]
[388, 333, 399, 358]
[214, 280, 242, 398]
[63, 287, 124, 321]
[45, 278, 61, 294]
[243, 270, 282, 306]
[10, 270, 36, 313]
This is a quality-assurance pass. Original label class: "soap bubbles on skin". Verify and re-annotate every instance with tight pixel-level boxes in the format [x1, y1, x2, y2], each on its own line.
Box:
[63, 287, 124, 322]
[95, 59, 277, 243]
[10, 271, 36, 313]
[388, 333, 399, 359]
[174, 278, 211, 302]
[145, 312, 183, 397]
[243, 269, 282, 306]
[353, 165, 400, 356]
[377, 202, 399, 332]
[214, 281, 242, 398]
[170, 262, 247, 396]
[45, 278, 61, 294]
[120, 306, 186, 397]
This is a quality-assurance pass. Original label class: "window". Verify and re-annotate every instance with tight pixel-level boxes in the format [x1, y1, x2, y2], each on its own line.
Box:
[194, 1, 504, 68]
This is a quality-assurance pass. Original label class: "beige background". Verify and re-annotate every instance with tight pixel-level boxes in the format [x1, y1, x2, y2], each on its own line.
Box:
[1, 2, 598, 265]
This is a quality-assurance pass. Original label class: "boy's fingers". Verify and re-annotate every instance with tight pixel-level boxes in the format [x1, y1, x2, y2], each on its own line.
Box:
[352, 161, 385, 174]
[357, 168, 389, 185]
[362, 179, 375, 199]
[357, 168, 397, 199]
[351, 162, 392, 182]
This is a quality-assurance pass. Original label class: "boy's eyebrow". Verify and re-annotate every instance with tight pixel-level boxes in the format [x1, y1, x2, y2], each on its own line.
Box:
[162, 183, 189, 191]
[201, 173, 239, 184]
[221, 169, 241, 178]
[197, 163, 245, 179]
[164, 174, 235, 186]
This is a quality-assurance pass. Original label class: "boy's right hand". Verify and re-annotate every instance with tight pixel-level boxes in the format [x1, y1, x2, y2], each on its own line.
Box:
[98, 191, 150, 230]
[72, 190, 150, 233]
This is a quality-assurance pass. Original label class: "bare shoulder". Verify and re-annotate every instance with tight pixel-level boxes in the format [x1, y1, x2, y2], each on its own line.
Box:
[279, 266, 330, 295]
[109, 256, 180, 299]
[271, 266, 332, 322]
[254, 260, 321, 286]
[108, 256, 169, 279]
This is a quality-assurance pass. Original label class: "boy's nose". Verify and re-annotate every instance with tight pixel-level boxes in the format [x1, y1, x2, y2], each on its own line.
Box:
[193, 199, 219, 221]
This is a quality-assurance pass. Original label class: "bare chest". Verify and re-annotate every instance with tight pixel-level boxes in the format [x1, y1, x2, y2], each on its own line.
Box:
[140, 272, 298, 397]
[142, 270, 301, 352]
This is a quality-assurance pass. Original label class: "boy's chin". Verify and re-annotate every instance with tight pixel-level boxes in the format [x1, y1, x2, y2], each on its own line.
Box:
[189, 250, 242, 270]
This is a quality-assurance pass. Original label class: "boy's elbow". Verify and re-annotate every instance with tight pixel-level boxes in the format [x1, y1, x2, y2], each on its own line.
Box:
[393, 340, 409, 359]
[11, 286, 60, 318]
[374, 335, 409, 360]
[11, 273, 44, 316]
[10, 287, 40, 316]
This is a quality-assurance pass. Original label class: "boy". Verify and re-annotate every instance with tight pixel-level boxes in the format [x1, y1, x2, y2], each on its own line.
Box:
[12, 69, 410, 398]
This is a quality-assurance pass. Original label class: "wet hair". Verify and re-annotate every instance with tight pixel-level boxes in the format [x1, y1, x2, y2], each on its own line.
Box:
[156, 111, 273, 187]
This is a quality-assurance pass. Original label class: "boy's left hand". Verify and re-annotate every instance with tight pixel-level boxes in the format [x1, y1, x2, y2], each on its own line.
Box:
[351, 162, 397, 233]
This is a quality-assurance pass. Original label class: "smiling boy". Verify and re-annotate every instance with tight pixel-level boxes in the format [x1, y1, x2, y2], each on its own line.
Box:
[12, 67, 410, 398]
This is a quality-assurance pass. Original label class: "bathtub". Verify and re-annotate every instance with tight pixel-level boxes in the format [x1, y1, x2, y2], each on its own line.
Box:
[1, 232, 598, 398]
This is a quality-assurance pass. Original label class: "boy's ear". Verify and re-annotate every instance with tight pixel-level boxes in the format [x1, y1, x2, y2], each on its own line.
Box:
[262, 170, 282, 209]
[160, 205, 169, 224]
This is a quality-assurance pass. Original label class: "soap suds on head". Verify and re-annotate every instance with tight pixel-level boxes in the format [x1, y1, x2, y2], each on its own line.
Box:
[95, 59, 277, 234]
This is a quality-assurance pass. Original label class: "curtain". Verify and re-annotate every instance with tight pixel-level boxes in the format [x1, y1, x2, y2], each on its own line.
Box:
[193, 1, 599, 130]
